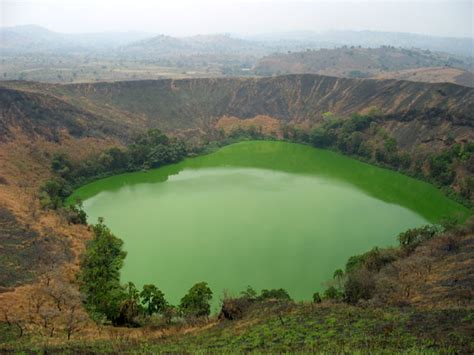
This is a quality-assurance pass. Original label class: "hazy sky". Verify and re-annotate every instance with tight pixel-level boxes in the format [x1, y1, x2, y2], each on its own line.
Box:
[2, 0, 473, 38]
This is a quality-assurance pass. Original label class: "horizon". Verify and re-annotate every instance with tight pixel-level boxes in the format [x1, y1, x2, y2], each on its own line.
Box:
[2, 0, 473, 39]
[2, 23, 473, 41]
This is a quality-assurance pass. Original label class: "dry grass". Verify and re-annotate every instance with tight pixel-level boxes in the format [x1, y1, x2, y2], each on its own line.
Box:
[375, 67, 474, 87]
[216, 115, 282, 137]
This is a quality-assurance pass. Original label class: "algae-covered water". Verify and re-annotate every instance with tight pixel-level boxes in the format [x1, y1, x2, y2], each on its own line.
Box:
[69, 141, 467, 310]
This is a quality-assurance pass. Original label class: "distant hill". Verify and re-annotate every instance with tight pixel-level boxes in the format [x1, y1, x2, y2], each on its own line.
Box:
[1, 25, 473, 85]
[119, 34, 272, 62]
[3, 25, 472, 58]
[375, 67, 474, 88]
[254, 47, 474, 86]
[246, 30, 474, 57]
[0, 25, 64, 52]
[0, 25, 153, 53]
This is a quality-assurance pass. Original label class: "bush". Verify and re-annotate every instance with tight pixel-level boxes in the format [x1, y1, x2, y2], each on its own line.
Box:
[60, 204, 87, 224]
[116, 282, 142, 326]
[323, 286, 342, 301]
[344, 269, 376, 304]
[39, 179, 72, 209]
[346, 247, 399, 273]
[259, 288, 292, 301]
[219, 296, 253, 320]
[140, 284, 168, 316]
[310, 127, 336, 148]
[179, 282, 213, 319]
[312, 292, 322, 303]
[240, 285, 257, 300]
[398, 225, 442, 251]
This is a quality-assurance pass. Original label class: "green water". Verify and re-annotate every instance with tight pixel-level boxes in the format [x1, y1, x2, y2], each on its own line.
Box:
[69, 141, 468, 311]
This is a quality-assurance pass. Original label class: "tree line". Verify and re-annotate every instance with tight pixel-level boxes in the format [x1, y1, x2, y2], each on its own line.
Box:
[314, 218, 470, 305]
[278, 110, 473, 206]
[196, 109, 473, 206]
[80, 218, 302, 327]
[80, 218, 214, 326]
[39, 129, 187, 216]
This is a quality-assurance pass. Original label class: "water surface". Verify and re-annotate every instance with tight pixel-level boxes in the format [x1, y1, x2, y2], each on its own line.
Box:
[70, 141, 467, 310]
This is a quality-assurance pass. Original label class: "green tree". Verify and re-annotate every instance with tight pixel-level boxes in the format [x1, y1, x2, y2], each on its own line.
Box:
[312, 292, 322, 303]
[39, 179, 72, 209]
[140, 284, 167, 316]
[323, 286, 342, 301]
[310, 127, 335, 148]
[240, 286, 257, 299]
[51, 153, 74, 179]
[259, 288, 292, 301]
[80, 219, 127, 323]
[344, 269, 375, 304]
[333, 269, 344, 280]
[398, 225, 440, 251]
[333, 268, 345, 289]
[179, 282, 213, 318]
[116, 282, 142, 326]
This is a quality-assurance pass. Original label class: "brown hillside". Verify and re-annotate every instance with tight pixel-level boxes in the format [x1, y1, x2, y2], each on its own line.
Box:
[375, 67, 474, 88]
[253, 47, 474, 87]
[0, 75, 472, 288]
[0, 75, 472, 348]
[3, 75, 472, 138]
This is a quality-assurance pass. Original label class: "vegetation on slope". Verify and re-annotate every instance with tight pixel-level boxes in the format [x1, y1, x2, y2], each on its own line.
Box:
[5, 75, 464, 201]
[0, 207, 72, 289]
[39, 129, 186, 210]
[254, 46, 473, 81]
[207, 112, 474, 206]
[0, 75, 472, 352]
[1, 217, 472, 352]
[279, 111, 474, 205]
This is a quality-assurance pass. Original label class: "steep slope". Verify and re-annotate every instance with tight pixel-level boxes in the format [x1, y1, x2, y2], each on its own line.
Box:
[0, 75, 472, 351]
[54, 75, 473, 131]
[0, 84, 141, 142]
[2, 75, 473, 149]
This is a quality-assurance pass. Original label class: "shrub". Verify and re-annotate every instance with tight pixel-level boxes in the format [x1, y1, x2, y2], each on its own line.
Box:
[312, 292, 322, 303]
[60, 204, 87, 225]
[39, 179, 72, 209]
[51, 153, 74, 179]
[363, 248, 399, 272]
[140, 284, 168, 316]
[310, 127, 336, 148]
[398, 225, 441, 251]
[219, 296, 253, 320]
[116, 282, 142, 326]
[346, 247, 399, 273]
[240, 285, 257, 300]
[323, 286, 342, 301]
[344, 269, 376, 304]
[259, 288, 292, 301]
[179, 282, 213, 319]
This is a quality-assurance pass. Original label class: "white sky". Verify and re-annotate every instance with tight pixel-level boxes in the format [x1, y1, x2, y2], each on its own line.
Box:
[1, 0, 473, 38]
